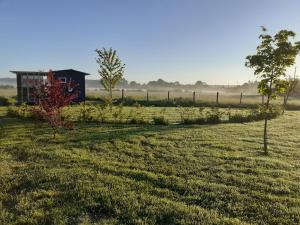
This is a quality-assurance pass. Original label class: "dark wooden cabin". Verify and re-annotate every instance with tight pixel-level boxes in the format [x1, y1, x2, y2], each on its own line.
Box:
[10, 69, 89, 104]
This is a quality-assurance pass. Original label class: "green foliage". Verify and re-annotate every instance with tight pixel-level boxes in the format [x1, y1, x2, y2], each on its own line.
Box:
[178, 106, 195, 123]
[95, 47, 125, 102]
[228, 105, 282, 123]
[78, 103, 96, 122]
[6, 104, 283, 126]
[0, 96, 10, 106]
[245, 27, 300, 154]
[127, 104, 148, 124]
[152, 116, 169, 125]
[95, 103, 110, 123]
[179, 107, 207, 124]
[153, 108, 169, 125]
[112, 104, 125, 123]
[206, 107, 223, 124]
[228, 112, 251, 123]
[258, 104, 283, 119]
[7, 104, 32, 118]
[118, 97, 262, 109]
[246, 27, 300, 98]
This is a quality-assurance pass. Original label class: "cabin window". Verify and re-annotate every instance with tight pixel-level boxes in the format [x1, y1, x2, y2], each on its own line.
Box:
[67, 78, 73, 92]
[58, 77, 67, 83]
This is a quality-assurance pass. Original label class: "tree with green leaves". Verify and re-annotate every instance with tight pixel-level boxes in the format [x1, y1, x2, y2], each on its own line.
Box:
[245, 27, 300, 154]
[95, 48, 125, 106]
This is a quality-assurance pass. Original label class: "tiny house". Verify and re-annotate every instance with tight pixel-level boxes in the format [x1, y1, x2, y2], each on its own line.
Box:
[10, 69, 89, 104]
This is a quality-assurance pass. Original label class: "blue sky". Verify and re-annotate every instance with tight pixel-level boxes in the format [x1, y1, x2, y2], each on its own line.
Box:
[0, 0, 300, 84]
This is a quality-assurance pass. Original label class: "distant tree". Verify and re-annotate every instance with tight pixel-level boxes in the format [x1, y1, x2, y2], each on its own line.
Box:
[173, 81, 180, 86]
[195, 81, 207, 86]
[95, 48, 125, 106]
[32, 70, 78, 138]
[245, 27, 300, 154]
[283, 67, 298, 111]
[147, 79, 170, 88]
[118, 78, 129, 88]
[0, 85, 14, 89]
[129, 81, 140, 89]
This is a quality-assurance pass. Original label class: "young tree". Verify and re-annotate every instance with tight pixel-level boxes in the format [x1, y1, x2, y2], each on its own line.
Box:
[32, 70, 78, 138]
[95, 48, 125, 107]
[283, 67, 298, 111]
[245, 27, 300, 154]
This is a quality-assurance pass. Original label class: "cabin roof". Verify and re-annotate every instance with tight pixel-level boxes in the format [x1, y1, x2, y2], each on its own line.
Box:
[10, 71, 47, 76]
[10, 69, 90, 76]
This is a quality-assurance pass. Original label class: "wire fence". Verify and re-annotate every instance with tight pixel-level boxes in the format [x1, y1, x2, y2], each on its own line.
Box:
[86, 89, 300, 105]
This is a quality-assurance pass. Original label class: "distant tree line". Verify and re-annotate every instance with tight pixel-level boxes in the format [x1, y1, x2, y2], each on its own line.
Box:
[85, 78, 261, 92]
[0, 85, 14, 89]
[0, 78, 16, 87]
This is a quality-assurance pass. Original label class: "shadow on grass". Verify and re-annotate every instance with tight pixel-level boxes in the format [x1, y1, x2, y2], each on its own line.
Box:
[65, 122, 203, 147]
[1, 116, 212, 146]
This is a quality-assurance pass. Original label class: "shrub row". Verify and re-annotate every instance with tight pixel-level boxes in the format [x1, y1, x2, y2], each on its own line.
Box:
[6, 103, 283, 126]
[116, 97, 260, 109]
[228, 105, 282, 123]
[85, 96, 260, 109]
[0, 96, 10, 106]
[7, 104, 32, 118]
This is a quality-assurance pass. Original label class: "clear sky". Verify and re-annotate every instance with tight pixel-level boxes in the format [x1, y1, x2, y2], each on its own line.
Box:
[0, 0, 300, 84]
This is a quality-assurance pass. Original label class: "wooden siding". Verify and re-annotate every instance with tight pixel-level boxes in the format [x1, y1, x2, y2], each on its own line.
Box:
[16, 74, 22, 103]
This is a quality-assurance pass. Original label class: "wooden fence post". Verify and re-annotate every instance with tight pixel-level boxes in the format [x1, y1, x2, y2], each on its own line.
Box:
[146, 90, 149, 104]
[121, 89, 125, 101]
[216, 92, 219, 104]
[240, 92, 243, 104]
[167, 91, 170, 101]
[193, 91, 196, 104]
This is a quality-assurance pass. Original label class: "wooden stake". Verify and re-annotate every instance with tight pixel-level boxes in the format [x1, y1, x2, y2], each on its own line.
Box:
[193, 91, 196, 103]
[121, 89, 124, 101]
[146, 90, 149, 103]
[240, 92, 243, 104]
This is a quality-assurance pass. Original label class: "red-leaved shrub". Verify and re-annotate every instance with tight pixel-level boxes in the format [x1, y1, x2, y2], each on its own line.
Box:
[32, 70, 78, 137]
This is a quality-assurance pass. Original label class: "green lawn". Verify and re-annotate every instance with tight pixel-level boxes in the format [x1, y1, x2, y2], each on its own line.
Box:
[1, 107, 300, 224]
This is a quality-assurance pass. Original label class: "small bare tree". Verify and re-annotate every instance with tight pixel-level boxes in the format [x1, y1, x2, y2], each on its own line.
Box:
[283, 67, 298, 111]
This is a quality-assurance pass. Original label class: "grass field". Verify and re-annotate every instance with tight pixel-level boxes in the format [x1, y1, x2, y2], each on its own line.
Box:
[0, 88, 16, 98]
[87, 89, 269, 104]
[1, 106, 300, 224]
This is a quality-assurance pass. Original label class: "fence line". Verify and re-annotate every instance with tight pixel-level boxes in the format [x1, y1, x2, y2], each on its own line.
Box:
[93, 89, 289, 105]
